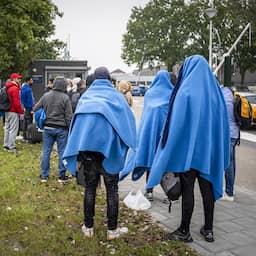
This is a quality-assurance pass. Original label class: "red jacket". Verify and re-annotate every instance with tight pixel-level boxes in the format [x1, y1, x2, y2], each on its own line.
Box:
[5, 81, 24, 114]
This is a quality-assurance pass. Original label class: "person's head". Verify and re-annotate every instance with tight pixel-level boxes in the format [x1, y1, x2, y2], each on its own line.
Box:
[72, 77, 81, 92]
[169, 72, 177, 86]
[66, 79, 73, 92]
[10, 73, 22, 85]
[77, 79, 86, 91]
[94, 66, 111, 81]
[117, 80, 130, 93]
[111, 77, 117, 87]
[53, 76, 68, 92]
[86, 74, 95, 88]
[48, 78, 54, 88]
[25, 76, 33, 86]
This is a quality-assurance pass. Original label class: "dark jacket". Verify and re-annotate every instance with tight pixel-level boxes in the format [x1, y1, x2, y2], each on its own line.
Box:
[34, 79, 73, 129]
[44, 86, 52, 94]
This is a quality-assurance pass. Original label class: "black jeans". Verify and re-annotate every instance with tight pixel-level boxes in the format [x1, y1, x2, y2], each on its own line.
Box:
[23, 110, 33, 139]
[146, 170, 153, 193]
[179, 169, 215, 232]
[80, 151, 119, 230]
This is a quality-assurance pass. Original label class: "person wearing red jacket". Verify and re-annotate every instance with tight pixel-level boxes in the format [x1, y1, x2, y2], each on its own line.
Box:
[3, 73, 24, 153]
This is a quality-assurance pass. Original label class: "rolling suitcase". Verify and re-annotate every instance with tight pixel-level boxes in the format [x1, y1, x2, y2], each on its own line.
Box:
[26, 123, 43, 144]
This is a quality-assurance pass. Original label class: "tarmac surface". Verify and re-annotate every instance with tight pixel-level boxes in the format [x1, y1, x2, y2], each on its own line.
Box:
[119, 97, 256, 256]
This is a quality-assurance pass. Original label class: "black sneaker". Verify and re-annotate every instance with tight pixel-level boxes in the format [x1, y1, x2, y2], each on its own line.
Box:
[3, 146, 9, 151]
[58, 175, 70, 183]
[200, 227, 214, 242]
[165, 228, 193, 243]
[40, 175, 48, 183]
[144, 192, 153, 201]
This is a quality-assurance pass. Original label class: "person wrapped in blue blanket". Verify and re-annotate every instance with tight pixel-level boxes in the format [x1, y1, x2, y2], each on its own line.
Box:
[147, 55, 230, 243]
[120, 70, 174, 202]
[63, 67, 136, 240]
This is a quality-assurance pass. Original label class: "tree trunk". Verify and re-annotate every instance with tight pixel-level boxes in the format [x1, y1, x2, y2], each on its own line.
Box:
[240, 68, 247, 86]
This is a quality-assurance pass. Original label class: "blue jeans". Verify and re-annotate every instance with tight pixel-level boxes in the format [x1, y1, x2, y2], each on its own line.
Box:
[41, 128, 68, 179]
[225, 138, 238, 196]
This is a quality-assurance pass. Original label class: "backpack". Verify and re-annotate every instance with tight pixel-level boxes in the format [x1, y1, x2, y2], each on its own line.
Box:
[234, 92, 252, 129]
[160, 172, 181, 213]
[0, 87, 10, 112]
[34, 108, 46, 129]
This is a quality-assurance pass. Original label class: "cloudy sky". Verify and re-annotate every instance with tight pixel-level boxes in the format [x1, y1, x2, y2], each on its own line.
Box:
[52, 0, 149, 73]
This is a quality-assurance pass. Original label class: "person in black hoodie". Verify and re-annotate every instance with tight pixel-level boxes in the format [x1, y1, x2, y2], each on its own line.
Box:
[34, 77, 73, 182]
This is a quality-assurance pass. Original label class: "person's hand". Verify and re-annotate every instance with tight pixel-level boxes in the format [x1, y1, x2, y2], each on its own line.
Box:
[19, 114, 24, 120]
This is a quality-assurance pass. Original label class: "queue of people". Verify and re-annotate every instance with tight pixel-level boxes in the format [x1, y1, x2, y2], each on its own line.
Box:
[1, 54, 238, 243]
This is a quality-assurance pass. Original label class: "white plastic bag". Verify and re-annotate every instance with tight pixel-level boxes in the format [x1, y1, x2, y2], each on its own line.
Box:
[123, 190, 151, 210]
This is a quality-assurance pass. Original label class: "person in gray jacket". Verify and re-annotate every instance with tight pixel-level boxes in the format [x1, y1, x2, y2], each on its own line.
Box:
[34, 77, 73, 182]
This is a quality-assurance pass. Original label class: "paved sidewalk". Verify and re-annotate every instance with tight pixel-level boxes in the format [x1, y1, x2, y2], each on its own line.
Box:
[119, 176, 256, 256]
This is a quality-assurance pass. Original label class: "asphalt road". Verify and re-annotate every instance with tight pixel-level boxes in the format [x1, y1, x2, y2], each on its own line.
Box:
[132, 96, 256, 192]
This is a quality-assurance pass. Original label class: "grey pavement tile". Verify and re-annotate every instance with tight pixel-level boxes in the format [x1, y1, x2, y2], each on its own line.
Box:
[230, 208, 254, 218]
[232, 216, 256, 228]
[211, 227, 230, 239]
[234, 194, 256, 205]
[231, 243, 256, 256]
[216, 201, 240, 210]
[214, 221, 246, 233]
[196, 238, 237, 253]
[214, 211, 237, 222]
[214, 251, 237, 256]
[150, 211, 170, 222]
[160, 217, 181, 230]
[224, 207, 255, 218]
[241, 229, 256, 239]
[220, 231, 255, 246]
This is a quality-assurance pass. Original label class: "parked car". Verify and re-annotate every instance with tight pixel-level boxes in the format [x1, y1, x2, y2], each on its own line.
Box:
[131, 85, 148, 96]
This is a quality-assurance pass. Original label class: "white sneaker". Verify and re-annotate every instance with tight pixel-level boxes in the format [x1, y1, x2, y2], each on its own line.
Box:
[221, 193, 234, 202]
[82, 224, 94, 238]
[16, 135, 23, 140]
[107, 227, 128, 240]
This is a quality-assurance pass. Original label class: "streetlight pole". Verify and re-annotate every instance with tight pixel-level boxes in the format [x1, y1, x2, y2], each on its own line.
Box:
[205, 7, 217, 69]
[209, 18, 213, 68]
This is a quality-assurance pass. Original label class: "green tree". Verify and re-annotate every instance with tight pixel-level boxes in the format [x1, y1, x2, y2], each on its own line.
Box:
[0, 0, 64, 79]
[222, 0, 256, 85]
[122, 0, 191, 71]
[122, 0, 256, 81]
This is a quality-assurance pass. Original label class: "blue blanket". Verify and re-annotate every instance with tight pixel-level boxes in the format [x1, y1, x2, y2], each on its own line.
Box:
[63, 79, 136, 175]
[120, 70, 174, 180]
[146, 55, 230, 200]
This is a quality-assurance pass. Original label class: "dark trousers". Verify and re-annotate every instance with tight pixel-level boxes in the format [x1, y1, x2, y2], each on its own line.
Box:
[146, 170, 153, 193]
[179, 169, 215, 232]
[81, 152, 119, 230]
[23, 110, 33, 140]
